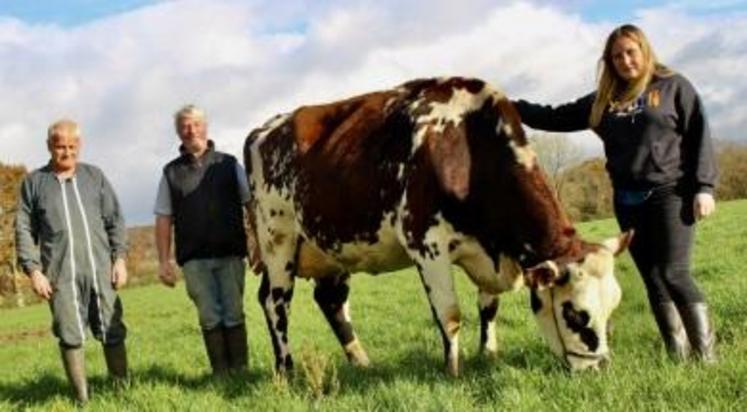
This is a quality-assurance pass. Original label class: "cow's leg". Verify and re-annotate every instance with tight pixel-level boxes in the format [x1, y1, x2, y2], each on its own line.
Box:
[457, 247, 521, 359]
[415, 261, 461, 376]
[478, 291, 499, 357]
[257, 236, 298, 374]
[313, 273, 370, 367]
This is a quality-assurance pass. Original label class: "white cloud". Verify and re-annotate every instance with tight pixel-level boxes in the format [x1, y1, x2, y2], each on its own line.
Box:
[0, 0, 745, 224]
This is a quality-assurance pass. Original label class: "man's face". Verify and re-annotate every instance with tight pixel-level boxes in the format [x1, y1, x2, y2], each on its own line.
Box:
[48, 133, 80, 173]
[176, 115, 208, 155]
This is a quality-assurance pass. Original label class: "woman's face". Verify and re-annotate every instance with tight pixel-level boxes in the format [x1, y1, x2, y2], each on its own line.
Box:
[610, 35, 645, 82]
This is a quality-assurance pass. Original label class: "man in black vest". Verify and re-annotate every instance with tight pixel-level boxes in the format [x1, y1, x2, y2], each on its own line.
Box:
[154, 105, 249, 375]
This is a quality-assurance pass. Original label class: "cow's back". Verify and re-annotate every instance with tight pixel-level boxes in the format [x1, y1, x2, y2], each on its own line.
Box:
[245, 89, 416, 276]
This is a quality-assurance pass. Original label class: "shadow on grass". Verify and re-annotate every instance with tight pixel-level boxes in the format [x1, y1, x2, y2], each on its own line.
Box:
[0, 365, 268, 406]
[0, 345, 567, 405]
[0, 372, 157, 406]
[0, 373, 67, 406]
[329, 340, 566, 395]
[135, 363, 266, 399]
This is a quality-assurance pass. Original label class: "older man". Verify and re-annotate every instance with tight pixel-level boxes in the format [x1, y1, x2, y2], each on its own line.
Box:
[15, 119, 129, 403]
[154, 105, 250, 375]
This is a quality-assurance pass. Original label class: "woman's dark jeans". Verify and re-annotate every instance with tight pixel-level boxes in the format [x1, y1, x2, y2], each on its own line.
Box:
[614, 184, 705, 306]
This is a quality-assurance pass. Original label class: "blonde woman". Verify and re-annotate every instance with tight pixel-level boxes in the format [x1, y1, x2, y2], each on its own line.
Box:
[513, 24, 717, 363]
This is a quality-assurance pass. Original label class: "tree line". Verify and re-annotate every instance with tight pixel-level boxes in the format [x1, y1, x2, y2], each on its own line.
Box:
[2, 139, 747, 305]
[530, 134, 747, 222]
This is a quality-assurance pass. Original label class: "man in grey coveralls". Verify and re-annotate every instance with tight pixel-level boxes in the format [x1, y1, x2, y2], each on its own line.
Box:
[154, 105, 250, 375]
[15, 119, 129, 403]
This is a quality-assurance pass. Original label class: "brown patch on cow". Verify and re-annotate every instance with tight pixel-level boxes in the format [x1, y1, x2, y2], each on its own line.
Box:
[293, 91, 401, 156]
[262, 232, 288, 256]
[445, 307, 462, 337]
[426, 122, 471, 200]
[297, 241, 345, 279]
[288, 92, 414, 251]
[273, 232, 287, 246]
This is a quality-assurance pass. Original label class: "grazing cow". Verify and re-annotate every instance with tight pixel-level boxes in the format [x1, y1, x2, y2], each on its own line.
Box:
[244, 77, 631, 375]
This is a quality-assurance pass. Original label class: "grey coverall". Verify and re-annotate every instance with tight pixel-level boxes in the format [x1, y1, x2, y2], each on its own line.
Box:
[15, 163, 128, 347]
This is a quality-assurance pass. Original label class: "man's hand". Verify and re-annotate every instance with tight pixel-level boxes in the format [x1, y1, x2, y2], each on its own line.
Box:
[29, 270, 53, 300]
[158, 261, 178, 287]
[111, 258, 128, 290]
[694, 192, 716, 221]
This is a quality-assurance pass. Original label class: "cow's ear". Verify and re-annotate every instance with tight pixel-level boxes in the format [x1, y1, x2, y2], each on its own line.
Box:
[602, 230, 634, 256]
[524, 260, 560, 290]
[426, 123, 471, 201]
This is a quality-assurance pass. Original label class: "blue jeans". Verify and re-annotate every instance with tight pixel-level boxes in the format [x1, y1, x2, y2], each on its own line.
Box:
[182, 257, 246, 330]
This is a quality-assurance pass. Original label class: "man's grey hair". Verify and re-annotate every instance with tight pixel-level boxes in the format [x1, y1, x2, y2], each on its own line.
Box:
[47, 119, 80, 143]
[174, 104, 206, 126]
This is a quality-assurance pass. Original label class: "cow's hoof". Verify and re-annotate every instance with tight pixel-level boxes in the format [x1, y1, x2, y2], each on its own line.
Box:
[345, 340, 370, 367]
[350, 355, 371, 368]
[480, 348, 499, 360]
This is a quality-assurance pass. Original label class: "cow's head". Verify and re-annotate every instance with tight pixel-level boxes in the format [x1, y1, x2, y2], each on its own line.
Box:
[524, 231, 632, 371]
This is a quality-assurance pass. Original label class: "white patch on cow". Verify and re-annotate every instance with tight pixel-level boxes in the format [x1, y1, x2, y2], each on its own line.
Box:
[396, 163, 405, 182]
[501, 121, 513, 138]
[332, 211, 410, 274]
[454, 238, 524, 294]
[509, 140, 536, 170]
[409, 85, 492, 154]
[478, 292, 499, 354]
[489, 89, 506, 101]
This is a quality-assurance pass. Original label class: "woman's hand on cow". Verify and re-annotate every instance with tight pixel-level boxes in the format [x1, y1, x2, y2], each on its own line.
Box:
[158, 260, 178, 287]
[694, 192, 716, 220]
[29, 270, 53, 300]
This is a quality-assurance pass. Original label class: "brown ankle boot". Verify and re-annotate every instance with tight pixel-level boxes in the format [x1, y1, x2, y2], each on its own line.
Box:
[60, 346, 88, 404]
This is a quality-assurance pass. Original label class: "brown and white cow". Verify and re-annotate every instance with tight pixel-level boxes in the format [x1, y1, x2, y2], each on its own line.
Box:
[244, 77, 630, 375]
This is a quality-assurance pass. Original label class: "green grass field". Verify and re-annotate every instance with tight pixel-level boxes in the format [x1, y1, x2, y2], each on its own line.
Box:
[1, 200, 746, 411]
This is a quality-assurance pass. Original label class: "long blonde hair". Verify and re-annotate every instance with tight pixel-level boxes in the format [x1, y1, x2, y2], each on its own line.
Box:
[589, 24, 672, 128]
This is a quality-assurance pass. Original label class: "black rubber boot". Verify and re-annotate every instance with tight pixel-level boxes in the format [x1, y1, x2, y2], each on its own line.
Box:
[60, 346, 88, 404]
[679, 303, 717, 364]
[202, 327, 230, 375]
[224, 324, 248, 372]
[103, 342, 129, 381]
[651, 302, 690, 361]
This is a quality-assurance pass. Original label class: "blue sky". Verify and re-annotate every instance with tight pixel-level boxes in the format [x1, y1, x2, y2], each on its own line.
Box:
[4, 0, 747, 27]
[1, 0, 745, 224]
[0, 0, 160, 26]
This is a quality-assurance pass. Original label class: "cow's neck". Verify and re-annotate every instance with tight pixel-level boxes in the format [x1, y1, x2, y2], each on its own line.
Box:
[513, 221, 581, 269]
